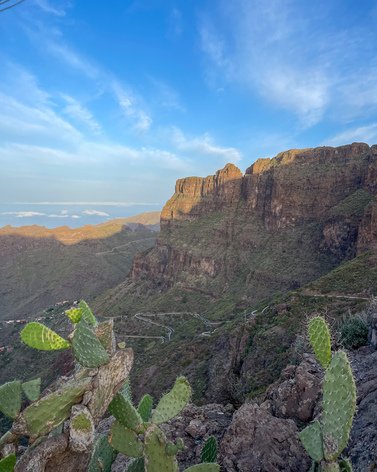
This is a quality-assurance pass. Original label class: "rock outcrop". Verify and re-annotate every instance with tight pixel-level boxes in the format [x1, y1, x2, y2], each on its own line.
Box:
[106, 143, 377, 316]
[220, 402, 311, 472]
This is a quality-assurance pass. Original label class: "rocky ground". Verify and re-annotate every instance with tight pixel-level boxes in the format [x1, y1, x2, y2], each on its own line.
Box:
[105, 348, 377, 471]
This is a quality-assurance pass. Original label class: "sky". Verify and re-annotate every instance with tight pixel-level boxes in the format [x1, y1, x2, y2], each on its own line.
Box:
[1, 0, 377, 226]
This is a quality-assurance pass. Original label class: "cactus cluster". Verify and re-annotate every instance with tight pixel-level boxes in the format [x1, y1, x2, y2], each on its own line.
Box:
[108, 376, 220, 472]
[299, 316, 357, 472]
[0, 300, 116, 470]
[0, 300, 220, 472]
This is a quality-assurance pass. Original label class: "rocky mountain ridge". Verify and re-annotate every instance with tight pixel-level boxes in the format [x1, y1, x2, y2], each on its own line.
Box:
[97, 142, 377, 316]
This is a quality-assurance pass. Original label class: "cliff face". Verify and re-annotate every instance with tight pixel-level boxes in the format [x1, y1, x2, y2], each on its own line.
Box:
[101, 143, 377, 315]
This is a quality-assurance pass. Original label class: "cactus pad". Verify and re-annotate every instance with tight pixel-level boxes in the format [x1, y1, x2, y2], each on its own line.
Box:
[308, 316, 332, 369]
[152, 376, 191, 424]
[165, 438, 184, 456]
[20, 322, 70, 351]
[72, 319, 110, 368]
[0, 453, 16, 472]
[298, 420, 324, 462]
[183, 465, 221, 472]
[20, 377, 91, 437]
[127, 458, 145, 472]
[322, 351, 356, 461]
[339, 459, 353, 472]
[108, 393, 143, 430]
[109, 420, 143, 457]
[88, 434, 117, 472]
[121, 380, 132, 402]
[138, 394, 153, 422]
[22, 378, 41, 402]
[79, 300, 97, 326]
[322, 463, 341, 472]
[65, 307, 82, 324]
[0, 380, 22, 419]
[144, 425, 179, 472]
[201, 436, 218, 463]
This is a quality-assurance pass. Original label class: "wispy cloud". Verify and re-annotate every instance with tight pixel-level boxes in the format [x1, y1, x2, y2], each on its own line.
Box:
[61, 95, 102, 134]
[1, 211, 46, 218]
[45, 40, 99, 79]
[82, 209, 110, 217]
[167, 8, 183, 38]
[325, 123, 377, 146]
[199, 0, 377, 127]
[34, 0, 68, 17]
[111, 81, 152, 132]
[169, 127, 242, 163]
[149, 78, 185, 112]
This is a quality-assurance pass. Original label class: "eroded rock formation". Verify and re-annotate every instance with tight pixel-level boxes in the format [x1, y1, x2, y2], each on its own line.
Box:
[124, 143, 377, 311]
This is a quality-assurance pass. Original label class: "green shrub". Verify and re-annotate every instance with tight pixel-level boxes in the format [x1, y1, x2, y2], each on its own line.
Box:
[340, 316, 368, 349]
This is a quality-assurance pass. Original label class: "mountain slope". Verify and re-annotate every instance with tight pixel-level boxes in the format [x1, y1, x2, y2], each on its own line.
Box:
[95, 142, 377, 316]
[0, 213, 160, 319]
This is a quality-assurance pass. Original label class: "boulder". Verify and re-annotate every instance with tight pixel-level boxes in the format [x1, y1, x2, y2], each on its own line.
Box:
[220, 402, 311, 472]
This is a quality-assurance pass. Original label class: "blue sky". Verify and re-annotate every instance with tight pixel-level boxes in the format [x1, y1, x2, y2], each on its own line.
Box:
[1, 0, 377, 225]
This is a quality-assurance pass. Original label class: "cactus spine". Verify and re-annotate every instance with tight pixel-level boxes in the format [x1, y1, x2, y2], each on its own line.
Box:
[299, 316, 356, 471]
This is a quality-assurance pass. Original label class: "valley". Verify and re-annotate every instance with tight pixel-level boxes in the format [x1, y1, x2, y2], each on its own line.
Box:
[2, 143, 377, 470]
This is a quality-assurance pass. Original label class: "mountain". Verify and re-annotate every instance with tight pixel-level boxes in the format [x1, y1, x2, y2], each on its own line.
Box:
[95, 142, 377, 316]
[41, 141, 372, 409]
[0, 212, 160, 319]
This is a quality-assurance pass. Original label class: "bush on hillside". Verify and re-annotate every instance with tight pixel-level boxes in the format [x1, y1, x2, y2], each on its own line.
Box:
[340, 316, 369, 349]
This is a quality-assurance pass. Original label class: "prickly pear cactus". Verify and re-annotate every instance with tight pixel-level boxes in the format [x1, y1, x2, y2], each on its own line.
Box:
[308, 316, 331, 369]
[137, 393, 153, 422]
[78, 300, 97, 326]
[20, 322, 70, 351]
[152, 376, 191, 424]
[201, 436, 218, 463]
[322, 464, 340, 472]
[65, 307, 82, 323]
[108, 393, 143, 430]
[0, 380, 22, 419]
[0, 453, 16, 471]
[144, 425, 179, 472]
[120, 379, 132, 402]
[300, 316, 356, 471]
[165, 438, 184, 456]
[298, 420, 324, 463]
[22, 378, 41, 402]
[88, 434, 117, 472]
[19, 377, 91, 437]
[322, 351, 356, 461]
[126, 458, 145, 472]
[109, 420, 143, 457]
[72, 319, 110, 368]
[339, 458, 353, 472]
